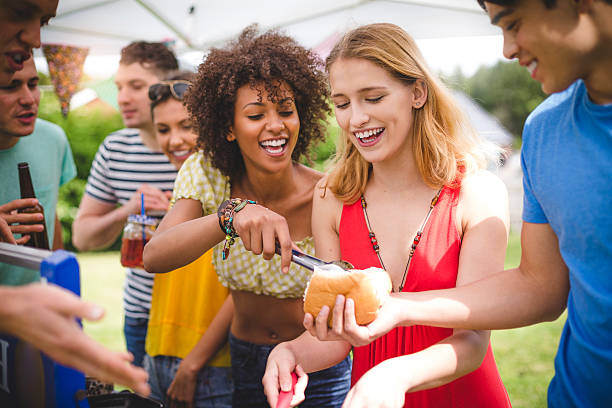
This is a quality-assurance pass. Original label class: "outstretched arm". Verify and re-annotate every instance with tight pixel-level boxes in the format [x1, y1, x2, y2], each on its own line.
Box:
[144, 197, 297, 274]
[398, 221, 568, 330]
[341, 222, 568, 408]
[0, 283, 150, 395]
[144, 198, 223, 273]
[309, 173, 567, 340]
[73, 186, 171, 251]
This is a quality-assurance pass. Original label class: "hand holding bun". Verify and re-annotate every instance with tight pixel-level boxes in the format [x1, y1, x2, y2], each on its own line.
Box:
[304, 267, 392, 326]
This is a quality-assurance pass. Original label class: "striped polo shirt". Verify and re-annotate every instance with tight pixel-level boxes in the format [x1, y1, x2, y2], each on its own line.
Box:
[85, 128, 177, 319]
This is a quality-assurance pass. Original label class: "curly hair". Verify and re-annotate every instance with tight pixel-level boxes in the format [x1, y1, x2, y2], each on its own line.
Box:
[120, 41, 179, 77]
[184, 25, 331, 180]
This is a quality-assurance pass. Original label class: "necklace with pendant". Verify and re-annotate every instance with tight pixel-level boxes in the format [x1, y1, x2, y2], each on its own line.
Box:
[360, 187, 443, 292]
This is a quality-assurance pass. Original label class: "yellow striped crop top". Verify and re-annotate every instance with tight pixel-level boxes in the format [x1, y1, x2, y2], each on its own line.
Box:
[172, 152, 315, 299]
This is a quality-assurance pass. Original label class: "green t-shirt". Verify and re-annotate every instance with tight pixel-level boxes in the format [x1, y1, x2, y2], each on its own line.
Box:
[0, 119, 76, 285]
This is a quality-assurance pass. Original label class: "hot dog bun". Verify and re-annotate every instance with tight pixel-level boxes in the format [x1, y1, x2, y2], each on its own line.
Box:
[304, 266, 392, 326]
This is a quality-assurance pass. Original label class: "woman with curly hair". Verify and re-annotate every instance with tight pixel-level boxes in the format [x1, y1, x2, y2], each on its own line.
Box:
[143, 25, 351, 407]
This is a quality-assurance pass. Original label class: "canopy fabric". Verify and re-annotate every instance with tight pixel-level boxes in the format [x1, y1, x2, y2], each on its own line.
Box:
[40, 0, 498, 56]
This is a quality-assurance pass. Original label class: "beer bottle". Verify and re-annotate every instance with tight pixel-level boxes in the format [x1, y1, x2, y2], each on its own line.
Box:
[17, 162, 50, 249]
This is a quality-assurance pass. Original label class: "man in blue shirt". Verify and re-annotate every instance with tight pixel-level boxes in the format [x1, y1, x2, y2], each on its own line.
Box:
[306, 1, 611, 407]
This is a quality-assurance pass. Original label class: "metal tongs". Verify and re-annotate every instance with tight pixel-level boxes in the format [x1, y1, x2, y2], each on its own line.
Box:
[274, 242, 354, 272]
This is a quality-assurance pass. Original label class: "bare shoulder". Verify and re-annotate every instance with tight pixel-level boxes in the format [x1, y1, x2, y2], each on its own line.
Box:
[313, 174, 342, 205]
[312, 174, 344, 226]
[458, 169, 509, 228]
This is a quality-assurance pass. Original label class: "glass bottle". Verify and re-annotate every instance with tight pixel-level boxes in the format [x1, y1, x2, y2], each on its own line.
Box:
[120, 214, 157, 268]
[17, 162, 49, 250]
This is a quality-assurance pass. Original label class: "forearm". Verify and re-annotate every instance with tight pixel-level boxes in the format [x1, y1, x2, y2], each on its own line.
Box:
[398, 330, 490, 393]
[286, 332, 351, 373]
[180, 296, 234, 372]
[395, 265, 567, 330]
[0, 286, 20, 334]
[72, 206, 129, 251]
[144, 214, 224, 273]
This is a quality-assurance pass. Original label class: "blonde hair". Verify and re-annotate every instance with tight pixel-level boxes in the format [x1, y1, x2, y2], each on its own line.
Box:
[325, 23, 491, 202]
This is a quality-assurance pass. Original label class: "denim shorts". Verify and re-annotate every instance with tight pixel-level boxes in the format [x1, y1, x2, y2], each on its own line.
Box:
[229, 333, 351, 408]
[124, 316, 148, 368]
[144, 354, 233, 408]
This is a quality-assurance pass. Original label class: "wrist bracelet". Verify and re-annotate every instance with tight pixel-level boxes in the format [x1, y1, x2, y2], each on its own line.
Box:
[217, 198, 256, 260]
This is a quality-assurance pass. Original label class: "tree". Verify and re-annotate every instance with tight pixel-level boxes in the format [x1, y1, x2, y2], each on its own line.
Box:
[462, 61, 546, 138]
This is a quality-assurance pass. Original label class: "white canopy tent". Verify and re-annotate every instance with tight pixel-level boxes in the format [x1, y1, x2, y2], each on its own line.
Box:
[37, 0, 513, 147]
[39, 0, 499, 56]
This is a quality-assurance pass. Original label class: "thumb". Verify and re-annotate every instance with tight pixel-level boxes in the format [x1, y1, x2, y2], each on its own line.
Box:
[279, 369, 296, 392]
[82, 302, 106, 321]
[47, 284, 105, 321]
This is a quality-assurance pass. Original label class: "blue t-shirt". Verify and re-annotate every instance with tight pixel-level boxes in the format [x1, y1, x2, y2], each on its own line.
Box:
[0, 119, 76, 285]
[521, 80, 612, 407]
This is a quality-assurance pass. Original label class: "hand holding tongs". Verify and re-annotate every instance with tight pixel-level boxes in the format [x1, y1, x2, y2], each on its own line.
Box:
[274, 242, 354, 272]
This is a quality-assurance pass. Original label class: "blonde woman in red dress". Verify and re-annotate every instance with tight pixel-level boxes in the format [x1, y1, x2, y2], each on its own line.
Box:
[263, 23, 512, 408]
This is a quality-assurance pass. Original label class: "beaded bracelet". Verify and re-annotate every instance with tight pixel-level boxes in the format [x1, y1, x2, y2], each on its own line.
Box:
[217, 198, 256, 260]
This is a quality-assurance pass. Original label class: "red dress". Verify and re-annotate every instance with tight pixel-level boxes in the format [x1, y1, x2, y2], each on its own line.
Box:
[339, 185, 511, 407]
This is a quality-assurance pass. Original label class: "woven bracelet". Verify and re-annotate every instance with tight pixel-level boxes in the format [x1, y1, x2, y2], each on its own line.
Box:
[217, 198, 256, 260]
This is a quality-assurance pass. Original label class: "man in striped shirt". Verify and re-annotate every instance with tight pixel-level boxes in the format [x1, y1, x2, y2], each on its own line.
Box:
[73, 41, 179, 367]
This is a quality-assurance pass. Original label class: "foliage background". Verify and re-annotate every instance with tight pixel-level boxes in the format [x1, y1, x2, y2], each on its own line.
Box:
[39, 92, 123, 250]
[446, 61, 546, 141]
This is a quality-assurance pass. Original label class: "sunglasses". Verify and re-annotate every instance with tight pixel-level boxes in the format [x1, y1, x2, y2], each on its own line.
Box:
[148, 80, 191, 103]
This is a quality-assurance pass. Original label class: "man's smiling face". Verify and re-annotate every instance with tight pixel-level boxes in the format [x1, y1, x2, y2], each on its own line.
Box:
[0, 0, 58, 84]
[485, 0, 596, 95]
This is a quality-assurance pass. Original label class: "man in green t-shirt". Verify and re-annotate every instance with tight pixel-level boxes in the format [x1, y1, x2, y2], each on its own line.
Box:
[0, 0, 150, 395]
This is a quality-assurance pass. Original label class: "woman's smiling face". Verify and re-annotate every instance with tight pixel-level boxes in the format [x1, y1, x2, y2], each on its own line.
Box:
[229, 81, 300, 175]
[329, 57, 424, 165]
[153, 98, 197, 169]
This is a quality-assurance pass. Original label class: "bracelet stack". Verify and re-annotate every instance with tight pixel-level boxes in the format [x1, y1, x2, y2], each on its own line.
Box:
[217, 198, 256, 260]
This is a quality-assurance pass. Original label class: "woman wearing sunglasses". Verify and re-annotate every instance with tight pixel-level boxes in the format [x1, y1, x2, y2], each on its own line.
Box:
[148, 74, 198, 169]
[143, 26, 351, 407]
[144, 71, 234, 407]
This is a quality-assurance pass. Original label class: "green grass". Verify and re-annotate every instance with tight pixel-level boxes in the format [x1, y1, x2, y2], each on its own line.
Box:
[77, 232, 564, 407]
[78, 251, 126, 353]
